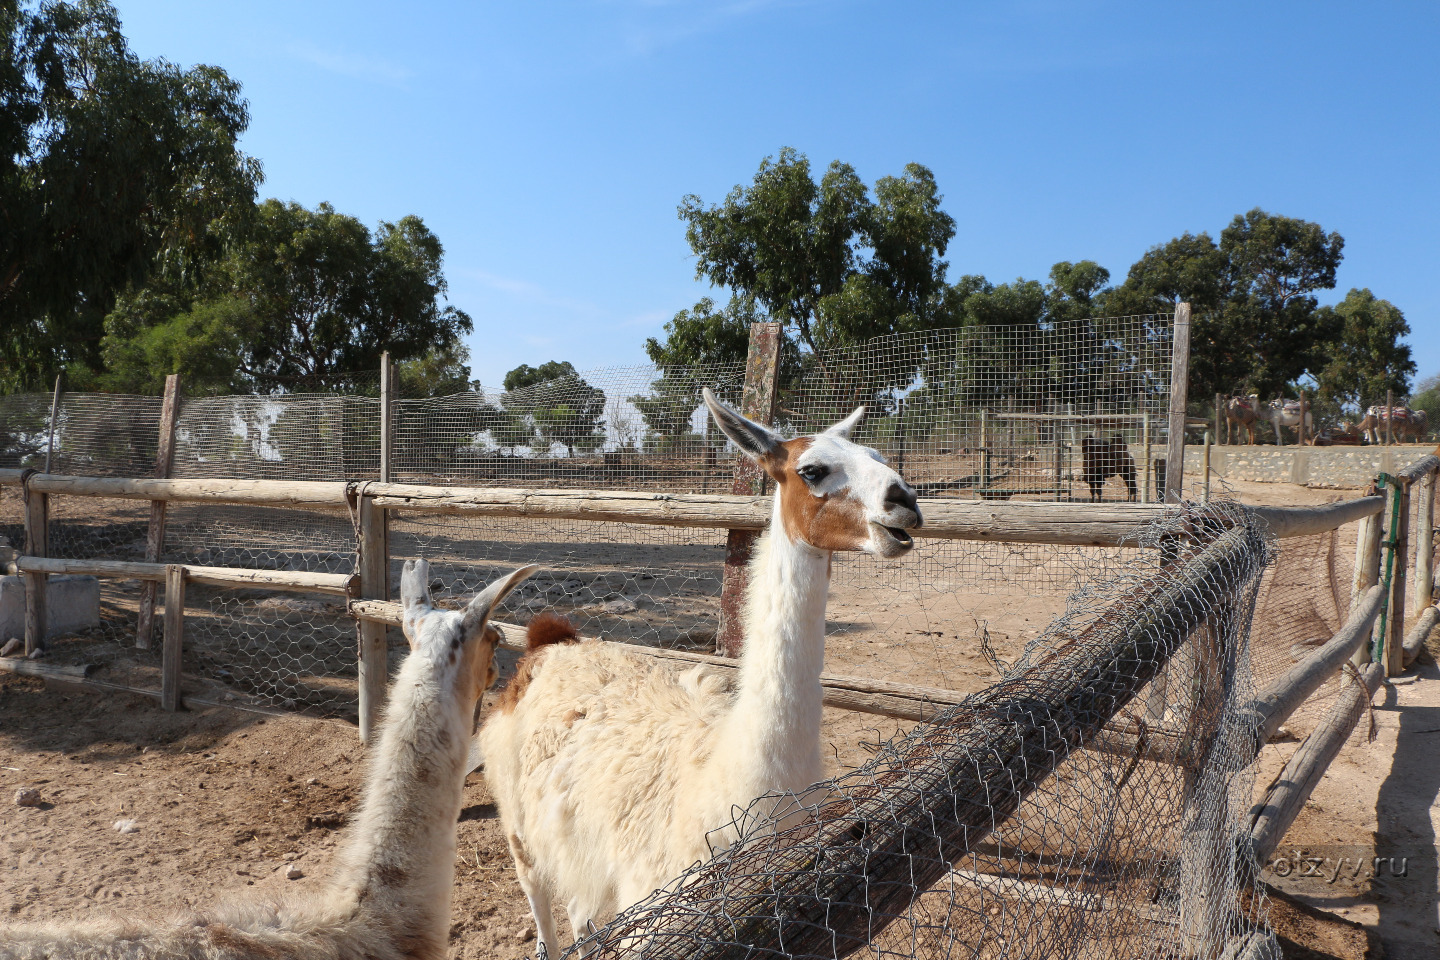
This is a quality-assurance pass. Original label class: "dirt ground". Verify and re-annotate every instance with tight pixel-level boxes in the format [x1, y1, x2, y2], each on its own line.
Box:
[1, 476, 1435, 959]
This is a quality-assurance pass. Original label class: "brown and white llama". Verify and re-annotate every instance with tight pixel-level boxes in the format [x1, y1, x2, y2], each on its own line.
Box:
[478, 389, 923, 959]
[0, 560, 537, 960]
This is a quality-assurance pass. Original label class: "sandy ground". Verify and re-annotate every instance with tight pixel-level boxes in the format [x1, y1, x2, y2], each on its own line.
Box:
[0, 475, 1434, 959]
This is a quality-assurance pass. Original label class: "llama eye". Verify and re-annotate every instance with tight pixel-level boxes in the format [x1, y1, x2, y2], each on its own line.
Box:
[797, 465, 828, 485]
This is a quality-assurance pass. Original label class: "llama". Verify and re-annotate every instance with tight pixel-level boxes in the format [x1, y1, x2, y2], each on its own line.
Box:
[1079, 435, 1137, 502]
[0, 560, 537, 960]
[1267, 398, 1313, 446]
[1222, 394, 1260, 445]
[478, 389, 922, 959]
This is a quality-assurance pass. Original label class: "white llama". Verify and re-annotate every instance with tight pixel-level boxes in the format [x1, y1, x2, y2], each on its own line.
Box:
[0, 560, 537, 960]
[478, 388, 922, 959]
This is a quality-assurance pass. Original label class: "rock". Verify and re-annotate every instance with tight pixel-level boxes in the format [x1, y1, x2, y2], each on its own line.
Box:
[0, 637, 21, 657]
[113, 819, 138, 834]
[514, 927, 534, 943]
[27, 647, 44, 660]
[285, 864, 304, 880]
[599, 598, 637, 615]
[14, 788, 41, 807]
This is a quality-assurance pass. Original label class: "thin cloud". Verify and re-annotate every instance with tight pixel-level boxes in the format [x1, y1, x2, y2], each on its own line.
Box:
[286, 41, 411, 85]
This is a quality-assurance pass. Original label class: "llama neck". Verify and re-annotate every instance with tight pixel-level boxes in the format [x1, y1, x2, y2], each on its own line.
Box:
[330, 657, 470, 949]
[716, 497, 830, 792]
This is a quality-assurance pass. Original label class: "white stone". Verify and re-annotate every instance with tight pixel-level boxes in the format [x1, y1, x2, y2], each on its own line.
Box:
[0, 575, 101, 639]
[113, 819, 139, 834]
[285, 864, 304, 880]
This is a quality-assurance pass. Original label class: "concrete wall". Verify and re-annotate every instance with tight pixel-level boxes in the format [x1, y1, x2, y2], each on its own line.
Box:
[1185, 443, 1437, 488]
[0, 575, 101, 642]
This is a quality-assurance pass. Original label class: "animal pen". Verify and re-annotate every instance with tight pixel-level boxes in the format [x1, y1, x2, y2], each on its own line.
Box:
[2, 307, 1438, 960]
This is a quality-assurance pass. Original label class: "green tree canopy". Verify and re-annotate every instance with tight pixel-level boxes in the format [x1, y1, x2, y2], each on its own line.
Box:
[1108, 209, 1346, 400]
[100, 199, 473, 394]
[1, 0, 261, 390]
[678, 148, 956, 358]
[501, 360, 606, 456]
[1314, 288, 1414, 411]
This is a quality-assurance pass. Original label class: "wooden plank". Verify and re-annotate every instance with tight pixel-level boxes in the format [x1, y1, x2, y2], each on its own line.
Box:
[1244, 662, 1383, 864]
[719, 321, 782, 657]
[1413, 468, 1436, 620]
[13, 555, 357, 595]
[1394, 454, 1440, 483]
[27, 475, 350, 509]
[1164, 302, 1192, 503]
[0, 658, 97, 680]
[23, 488, 47, 655]
[1242, 585, 1385, 745]
[1402, 606, 1439, 667]
[137, 374, 181, 650]
[356, 493, 390, 743]
[1248, 496, 1384, 539]
[161, 564, 185, 712]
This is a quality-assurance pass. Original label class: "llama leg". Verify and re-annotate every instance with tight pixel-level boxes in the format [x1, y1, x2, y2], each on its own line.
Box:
[508, 834, 560, 960]
[566, 900, 600, 956]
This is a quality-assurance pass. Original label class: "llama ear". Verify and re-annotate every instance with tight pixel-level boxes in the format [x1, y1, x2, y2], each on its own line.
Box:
[462, 564, 540, 639]
[703, 387, 781, 460]
[401, 558, 433, 645]
[825, 406, 865, 439]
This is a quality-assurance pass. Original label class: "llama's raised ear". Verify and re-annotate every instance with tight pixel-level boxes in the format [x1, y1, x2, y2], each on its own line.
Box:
[462, 564, 540, 639]
[401, 558, 433, 645]
[703, 387, 781, 460]
[825, 406, 865, 439]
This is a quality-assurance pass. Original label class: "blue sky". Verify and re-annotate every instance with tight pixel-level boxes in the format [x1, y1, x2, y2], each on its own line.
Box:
[115, 0, 1439, 390]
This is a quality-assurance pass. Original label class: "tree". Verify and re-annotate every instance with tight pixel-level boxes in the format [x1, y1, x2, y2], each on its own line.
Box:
[1410, 373, 1440, 434]
[643, 296, 759, 369]
[1108, 209, 1346, 401]
[502, 361, 606, 456]
[1314, 289, 1415, 411]
[1, 0, 261, 391]
[676, 149, 957, 360]
[99, 199, 473, 393]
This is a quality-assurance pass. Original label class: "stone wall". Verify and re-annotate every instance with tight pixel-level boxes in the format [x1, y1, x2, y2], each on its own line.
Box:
[1184, 443, 1437, 488]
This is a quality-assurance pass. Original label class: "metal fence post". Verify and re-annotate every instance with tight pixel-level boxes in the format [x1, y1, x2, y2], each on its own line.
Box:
[137, 374, 181, 649]
[1165, 303, 1191, 503]
[717, 322, 782, 658]
[380, 351, 392, 483]
[43, 373, 62, 473]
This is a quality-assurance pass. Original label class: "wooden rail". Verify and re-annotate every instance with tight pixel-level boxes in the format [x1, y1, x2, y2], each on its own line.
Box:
[6, 555, 358, 596]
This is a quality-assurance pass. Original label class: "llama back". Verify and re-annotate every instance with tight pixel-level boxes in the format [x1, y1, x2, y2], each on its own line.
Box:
[479, 640, 734, 911]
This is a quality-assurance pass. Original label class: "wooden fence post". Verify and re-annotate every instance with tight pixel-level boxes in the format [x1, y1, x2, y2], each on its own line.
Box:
[1351, 510, 1383, 667]
[357, 491, 390, 741]
[161, 564, 185, 711]
[1299, 390, 1309, 446]
[717, 322, 782, 658]
[22, 479, 48, 655]
[1164, 303, 1192, 503]
[1413, 468, 1436, 619]
[44, 373, 62, 473]
[1386, 389, 1394, 446]
[137, 374, 181, 649]
[380, 351, 392, 483]
[1214, 393, 1223, 446]
[1385, 478, 1411, 676]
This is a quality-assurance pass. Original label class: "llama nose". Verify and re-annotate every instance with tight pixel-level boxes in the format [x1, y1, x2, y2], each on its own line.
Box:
[885, 481, 918, 517]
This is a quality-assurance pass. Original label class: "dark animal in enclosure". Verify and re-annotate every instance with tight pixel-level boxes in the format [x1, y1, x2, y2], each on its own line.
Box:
[1080, 436, 1137, 502]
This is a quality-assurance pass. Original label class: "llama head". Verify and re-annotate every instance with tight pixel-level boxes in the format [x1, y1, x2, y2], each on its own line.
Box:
[401, 559, 538, 707]
[703, 387, 921, 558]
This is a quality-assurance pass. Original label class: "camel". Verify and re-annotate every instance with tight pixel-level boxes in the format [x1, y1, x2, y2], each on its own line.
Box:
[1079, 435, 1137, 502]
[0, 560, 537, 960]
[1222, 394, 1260, 445]
[1358, 404, 1429, 444]
[478, 388, 922, 960]
[1267, 398, 1313, 446]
